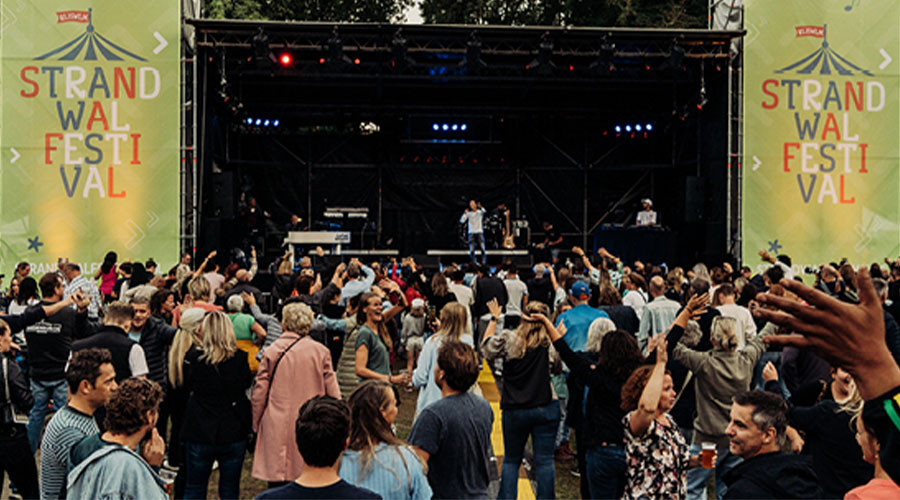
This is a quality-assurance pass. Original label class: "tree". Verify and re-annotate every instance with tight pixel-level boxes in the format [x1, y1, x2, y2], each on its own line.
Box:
[203, 0, 414, 23]
[420, 0, 707, 28]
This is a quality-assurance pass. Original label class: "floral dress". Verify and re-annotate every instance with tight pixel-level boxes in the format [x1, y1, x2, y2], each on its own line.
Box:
[622, 411, 690, 499]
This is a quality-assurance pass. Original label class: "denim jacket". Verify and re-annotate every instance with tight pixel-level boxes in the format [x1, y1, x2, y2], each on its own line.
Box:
[67, 443, 167, 500]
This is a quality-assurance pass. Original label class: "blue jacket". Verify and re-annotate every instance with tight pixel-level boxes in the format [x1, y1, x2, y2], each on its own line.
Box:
[66, 443, 167, 500]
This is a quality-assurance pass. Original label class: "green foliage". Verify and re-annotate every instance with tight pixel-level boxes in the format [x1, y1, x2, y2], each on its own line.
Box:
[420, 0, 708, 28]
[203, 0, 415, 23]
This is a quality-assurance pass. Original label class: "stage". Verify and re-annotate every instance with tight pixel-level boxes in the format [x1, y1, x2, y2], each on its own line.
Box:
[188, 20, 743, 267]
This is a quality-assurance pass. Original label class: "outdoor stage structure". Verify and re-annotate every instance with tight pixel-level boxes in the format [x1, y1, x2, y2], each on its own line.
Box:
[184, 20, 744, 266]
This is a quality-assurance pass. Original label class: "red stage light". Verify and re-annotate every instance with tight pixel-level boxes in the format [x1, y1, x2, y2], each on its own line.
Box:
[279, 53, 292, 66]
[568, 65, 574, 71]
[319, 57, 325, 64]
[353, 58, 360, 65]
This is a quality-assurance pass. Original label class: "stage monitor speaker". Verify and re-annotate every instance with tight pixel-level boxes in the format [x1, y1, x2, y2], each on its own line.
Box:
[210, 172, 235, 219]
[685, 176, 705, 222]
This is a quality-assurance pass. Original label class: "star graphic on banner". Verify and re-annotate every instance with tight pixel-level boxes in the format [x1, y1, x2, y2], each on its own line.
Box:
[767, 239, 782, 255]
[27, 236, 43, 253]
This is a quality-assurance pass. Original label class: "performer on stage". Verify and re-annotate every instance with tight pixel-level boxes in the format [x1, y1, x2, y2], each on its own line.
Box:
[460, 200, 487, 265]
[635, 198, 657, 226]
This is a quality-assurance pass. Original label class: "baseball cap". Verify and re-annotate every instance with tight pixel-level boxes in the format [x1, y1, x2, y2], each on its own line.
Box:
[569, 281, 591, 299]
[411, 298, 425, 308]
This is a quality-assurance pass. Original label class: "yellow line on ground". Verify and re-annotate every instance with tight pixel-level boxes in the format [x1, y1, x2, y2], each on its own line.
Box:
[478, 360, 535, 500]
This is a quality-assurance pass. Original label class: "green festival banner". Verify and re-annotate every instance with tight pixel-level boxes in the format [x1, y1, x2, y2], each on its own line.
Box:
[1, 1, 180, 276]
[743, 0, 900, 274]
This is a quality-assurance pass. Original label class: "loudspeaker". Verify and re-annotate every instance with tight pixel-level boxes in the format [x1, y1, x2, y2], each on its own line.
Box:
[685, 176, 705, 222]
[210, 172, 235, 219]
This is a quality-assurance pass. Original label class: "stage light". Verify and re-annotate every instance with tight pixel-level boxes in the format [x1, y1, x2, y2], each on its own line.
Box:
[319, 57, 325, 64]
[255, 119, 262, 126]
[646, 123, 653, 131]
[461, 124, 467, 131]
[451, 124, 459, 131]
[279, 53, 292, 66]
[246, 118, 253, 125]
[625, 125, 632, 132]
[615, 125, 622, 133]
[442, 124, 449, 131]
[635, 124, 642, 131]
[432, 123, 439, 131]
[263, 119, 270, 126]
[273, 120, 280, 127]
[353, 58, 360, 65]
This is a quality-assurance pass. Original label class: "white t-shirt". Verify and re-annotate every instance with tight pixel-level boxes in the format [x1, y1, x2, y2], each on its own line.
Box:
[716, 303, 757, 350]
[459, 208, 486, 234]
[622, 289, 648, 319]
[636, 210, 657, 226]
[128, 344, 150, 377]
[504, 278, 529, 316]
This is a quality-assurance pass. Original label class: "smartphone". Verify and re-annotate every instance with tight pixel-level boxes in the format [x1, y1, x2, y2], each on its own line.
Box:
[427, 305, 436, 321]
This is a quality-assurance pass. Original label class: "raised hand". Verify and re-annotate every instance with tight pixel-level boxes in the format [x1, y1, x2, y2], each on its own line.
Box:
[755, 266, 900, 400]
[761, 361, 779, 382]
[487, 298, 502, 319]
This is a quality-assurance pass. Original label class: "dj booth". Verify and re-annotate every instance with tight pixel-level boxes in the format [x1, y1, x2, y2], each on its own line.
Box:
[593, 225, 678, 267]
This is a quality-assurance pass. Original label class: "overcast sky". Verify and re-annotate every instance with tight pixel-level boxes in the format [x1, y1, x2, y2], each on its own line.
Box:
[404, 2, 423, 23]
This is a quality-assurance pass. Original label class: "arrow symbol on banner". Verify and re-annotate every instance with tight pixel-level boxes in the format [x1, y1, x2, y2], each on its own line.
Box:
[752, 156, 761, 171]
[153, 32, 168, 54]
[10, 148, 20, 164]
[147, 211, 159, 228]
[879, 49, 892, 70]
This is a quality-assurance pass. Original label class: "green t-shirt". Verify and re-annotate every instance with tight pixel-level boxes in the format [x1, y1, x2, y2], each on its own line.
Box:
[228, 312, 256, 341]
[355, 324, 390, 378]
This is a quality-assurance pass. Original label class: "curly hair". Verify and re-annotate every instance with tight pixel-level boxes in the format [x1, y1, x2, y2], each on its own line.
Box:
[620, 364, 671, 412]
[104, 378, 163, 435]
[282, 302, 315, 335]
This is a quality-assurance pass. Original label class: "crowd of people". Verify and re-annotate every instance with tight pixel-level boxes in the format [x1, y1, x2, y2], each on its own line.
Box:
[0, 244, 899, 500]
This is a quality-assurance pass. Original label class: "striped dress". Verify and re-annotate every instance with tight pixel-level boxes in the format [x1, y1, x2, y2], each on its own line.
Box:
[40, 405, 99, 500]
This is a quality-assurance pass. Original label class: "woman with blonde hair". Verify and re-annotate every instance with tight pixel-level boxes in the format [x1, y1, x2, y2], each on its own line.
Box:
[252, 302, 340, 487]
[482, 299, 560, 499]
[412, 302, 473, 415]
[165, 307, 206, 497]
[427, 271, 457, 315]
[673, 314, 767, 499]
[181, 311, 252, 499]
[339, 379, 432, 499]
[172, 276, 222, 325]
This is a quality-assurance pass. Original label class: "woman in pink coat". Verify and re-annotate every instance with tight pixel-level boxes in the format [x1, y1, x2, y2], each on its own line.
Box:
[251, 301, 340, 486]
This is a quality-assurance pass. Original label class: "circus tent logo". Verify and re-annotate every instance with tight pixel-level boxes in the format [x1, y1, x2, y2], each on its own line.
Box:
[774, 24, 872, 76]
[34, 8, 146, 62]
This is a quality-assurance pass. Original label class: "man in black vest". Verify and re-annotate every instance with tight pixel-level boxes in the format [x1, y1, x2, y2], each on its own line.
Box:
[73, 301, 148, 382]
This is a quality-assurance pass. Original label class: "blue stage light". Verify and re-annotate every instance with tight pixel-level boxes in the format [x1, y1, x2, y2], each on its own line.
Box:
[432, 123, 439, 131]
[625, 125, 632, 132]
[273, 120, 280, 127]
[451, 124, 458, 131]
[442, 123, 449, 131]
[461, 123, 467, 131]
[635, 124, 642, 131]
[615, 125, 622, 133]
[255, 119, 262, 126]
[263, 119, 271, 126]
[646, 123, 653, 131]
[246, 118, 253, 125]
